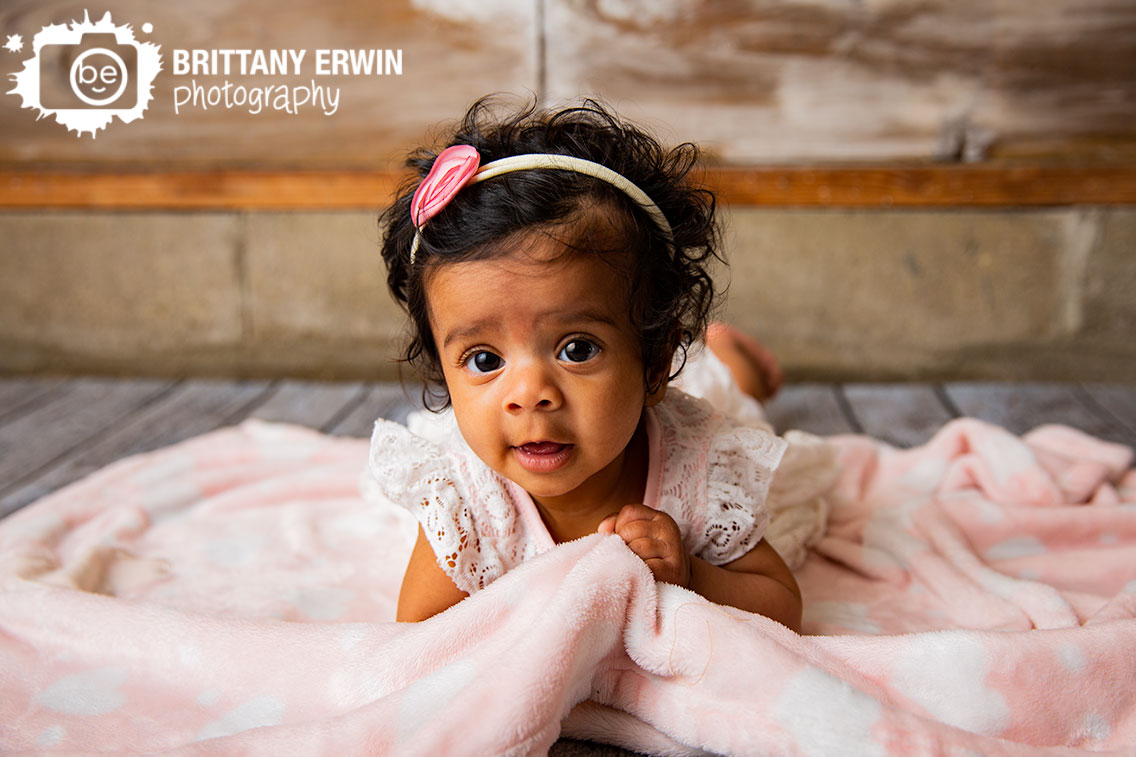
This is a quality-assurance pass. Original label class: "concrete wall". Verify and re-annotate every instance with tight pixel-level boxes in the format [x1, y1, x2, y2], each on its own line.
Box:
[3, 208, 1132, 381]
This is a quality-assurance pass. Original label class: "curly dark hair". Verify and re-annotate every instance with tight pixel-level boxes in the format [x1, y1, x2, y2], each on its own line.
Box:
[379, 95, 723, 409]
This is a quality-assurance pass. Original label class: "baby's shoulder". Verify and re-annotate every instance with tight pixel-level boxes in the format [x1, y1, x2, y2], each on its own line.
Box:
[652, 389, 789, 564]
[654, 388, 784, 458]
[366, 416, 536, 593]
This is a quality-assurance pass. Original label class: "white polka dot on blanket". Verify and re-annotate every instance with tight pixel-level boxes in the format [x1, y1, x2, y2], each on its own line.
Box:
[203, 534, 264, 566]
[1075, 711, 1112, 743]
[195, 695, 286, 741]
[802, 601, 880, 634]
[975, 434, 1037, 485]
[898, 456, 949, 490]
[971, 498, 1007, 524]
[34, 667, 127, 716]
[890, 633, 1008, 735]
[772, 667, 885, 757]
[1057, 642, 1087, 673]
[35, 725, 65, 747]
[397, 658, 479, 746]
[983, 536, 1047, 561]
[290, 586, 355, 620]
[337, 623, 370, 651]
[179, 644, 201, 667]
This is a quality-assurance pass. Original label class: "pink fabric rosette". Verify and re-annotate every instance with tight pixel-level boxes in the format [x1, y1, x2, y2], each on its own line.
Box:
[410, 145, 481, 228]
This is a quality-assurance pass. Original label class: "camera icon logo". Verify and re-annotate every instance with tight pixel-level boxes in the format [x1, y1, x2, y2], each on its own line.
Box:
[41, 33, 139, 110]
[7, 11, 161, 138]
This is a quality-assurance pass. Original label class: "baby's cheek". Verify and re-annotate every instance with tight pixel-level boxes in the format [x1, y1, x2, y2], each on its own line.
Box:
[449, 404, 503, 466]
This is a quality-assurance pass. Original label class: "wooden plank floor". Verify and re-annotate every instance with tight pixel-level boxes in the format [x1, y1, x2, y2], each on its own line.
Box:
[1, 377, 1134, 520]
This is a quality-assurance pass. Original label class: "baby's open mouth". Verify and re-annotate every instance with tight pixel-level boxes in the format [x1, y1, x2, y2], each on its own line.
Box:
[512, 441, 574, 473]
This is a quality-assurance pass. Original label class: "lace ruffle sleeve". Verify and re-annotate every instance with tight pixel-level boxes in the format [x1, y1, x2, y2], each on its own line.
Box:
[653, 391, 788, 565]
[367, 418, 523, 594]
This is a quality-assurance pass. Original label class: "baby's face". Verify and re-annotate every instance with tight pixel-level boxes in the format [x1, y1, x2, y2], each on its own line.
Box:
[425, 237, 653, 509]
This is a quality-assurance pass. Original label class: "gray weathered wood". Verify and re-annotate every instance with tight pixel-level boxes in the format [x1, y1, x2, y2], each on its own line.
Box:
[944, 382, 1133, 447]
[0, 376, 68, 421]
[0, 380, 272, 516]
[763, 384, 857, 436]
[328, 382, 425, 437]
[247, 380, 366, 431]
[842, 383, 957, 448]
[1078, 384, 1136, 449]
[0, 378, 175, 491]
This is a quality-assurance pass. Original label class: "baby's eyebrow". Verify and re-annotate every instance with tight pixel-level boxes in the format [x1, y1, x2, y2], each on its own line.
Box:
[441, 321, 493, 350]
[440, 309, 618, 350]
[546, 308, 618, 329]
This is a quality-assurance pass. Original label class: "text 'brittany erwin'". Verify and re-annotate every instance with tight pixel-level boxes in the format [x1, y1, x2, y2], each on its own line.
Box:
[171, 48, 403, 77]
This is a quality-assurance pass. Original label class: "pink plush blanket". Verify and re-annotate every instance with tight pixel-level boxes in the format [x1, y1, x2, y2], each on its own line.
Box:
[1, 418, 1133, 755]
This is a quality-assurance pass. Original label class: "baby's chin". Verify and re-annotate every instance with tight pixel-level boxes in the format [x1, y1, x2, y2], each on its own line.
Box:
[502, 468, 582, 500]
[494, 461, 592, 503]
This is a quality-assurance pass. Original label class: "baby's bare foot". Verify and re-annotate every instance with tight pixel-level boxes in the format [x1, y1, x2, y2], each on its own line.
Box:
[705, 322, 783, 402]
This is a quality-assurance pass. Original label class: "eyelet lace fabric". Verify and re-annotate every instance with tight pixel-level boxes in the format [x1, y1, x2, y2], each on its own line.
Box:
[648, 391, 786, 564]
[368, 419, 545, 593]
[368, 393, 789, 595]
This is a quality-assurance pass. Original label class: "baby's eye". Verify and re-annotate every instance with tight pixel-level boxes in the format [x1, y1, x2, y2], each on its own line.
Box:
[465, 350, 503, 374]
[558, 339, 600, 363]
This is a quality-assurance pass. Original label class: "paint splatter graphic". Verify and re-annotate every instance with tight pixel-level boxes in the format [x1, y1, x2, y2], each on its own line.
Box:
[7, 11, 161, 138]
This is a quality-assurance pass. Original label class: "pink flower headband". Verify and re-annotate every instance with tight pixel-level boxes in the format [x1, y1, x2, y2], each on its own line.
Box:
[408, 145, 674, 264]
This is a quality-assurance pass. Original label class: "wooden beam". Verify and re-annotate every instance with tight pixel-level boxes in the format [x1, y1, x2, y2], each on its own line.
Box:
[1, 164, 1135, 209]
[709, 165, 1136, 207]
[0, 171, 405, 211]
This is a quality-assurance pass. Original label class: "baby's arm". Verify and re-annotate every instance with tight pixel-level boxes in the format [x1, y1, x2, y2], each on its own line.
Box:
[396, 525, 469, 622]
[599, 504, 802, 632]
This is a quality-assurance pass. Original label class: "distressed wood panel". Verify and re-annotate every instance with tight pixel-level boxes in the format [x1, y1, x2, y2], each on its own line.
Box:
[843, 384, 956, 448]
[0, 379, 272, 516]
[0, 0, 536, 167]
[546, 0, 1136, 162]
[762, 384, 857, 436]
[944, 382, 1134, 448]
[3, 164, 1135, 209]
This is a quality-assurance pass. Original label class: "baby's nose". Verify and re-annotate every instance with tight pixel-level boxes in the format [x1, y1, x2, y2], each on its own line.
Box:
[504, 360, 563, 413]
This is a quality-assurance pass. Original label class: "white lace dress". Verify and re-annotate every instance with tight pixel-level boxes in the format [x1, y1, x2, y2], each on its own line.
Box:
[365, 347, 836, 595]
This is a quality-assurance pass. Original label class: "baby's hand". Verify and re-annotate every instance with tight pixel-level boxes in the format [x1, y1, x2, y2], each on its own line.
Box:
[598, 504, 691, 587]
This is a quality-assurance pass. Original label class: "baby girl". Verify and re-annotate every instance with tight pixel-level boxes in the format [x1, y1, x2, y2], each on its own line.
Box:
[370, 97, 808, 630]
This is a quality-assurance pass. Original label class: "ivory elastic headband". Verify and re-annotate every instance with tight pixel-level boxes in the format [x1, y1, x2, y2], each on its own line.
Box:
[408, 147, 674, 264]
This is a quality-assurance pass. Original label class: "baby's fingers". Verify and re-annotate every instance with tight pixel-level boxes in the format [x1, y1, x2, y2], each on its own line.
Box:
[625, 536, 668, 561]
[613, 518, 664, 545]
[612, 503, 662, 530]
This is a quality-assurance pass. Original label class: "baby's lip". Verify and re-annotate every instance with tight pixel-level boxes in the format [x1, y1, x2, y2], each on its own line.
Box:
[514, 441, 570, 454]
[511, 441, 575, 473]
